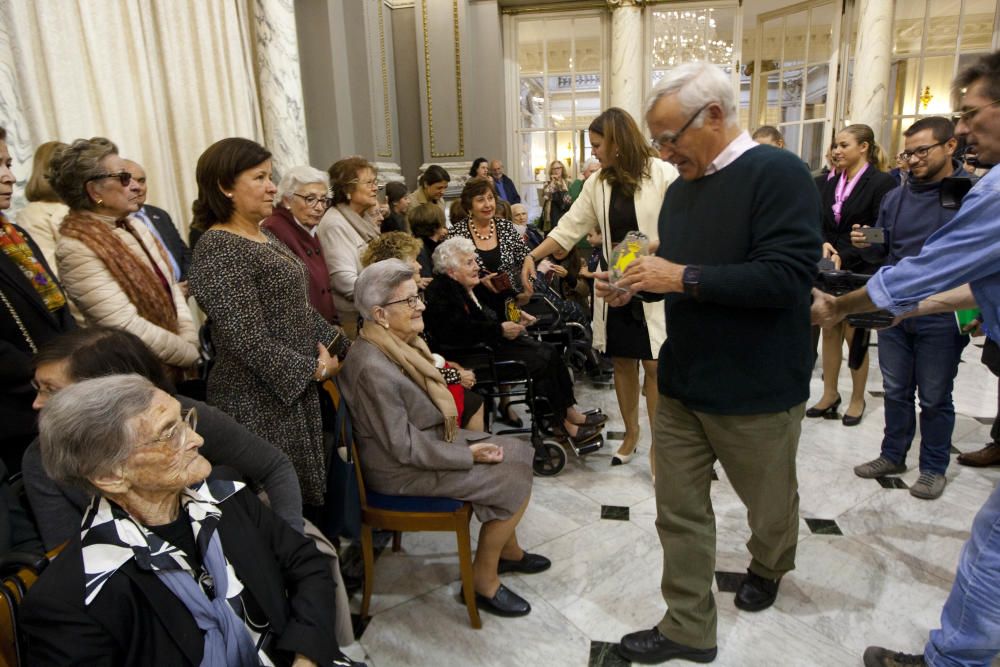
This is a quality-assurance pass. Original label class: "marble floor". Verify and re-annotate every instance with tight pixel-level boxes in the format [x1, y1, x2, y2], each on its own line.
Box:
[342, 341, 1000, 667]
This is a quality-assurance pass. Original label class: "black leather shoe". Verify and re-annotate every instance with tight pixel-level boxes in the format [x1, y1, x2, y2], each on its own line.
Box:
[580, 411, 608, 427]
[498, 552, 551, 574]
[805, 395, 841, 418]
[617, 627, 717, 664]
[470, 584, 531, 617]
[734, 569, 780, 612]
[842, 401, 866, 426]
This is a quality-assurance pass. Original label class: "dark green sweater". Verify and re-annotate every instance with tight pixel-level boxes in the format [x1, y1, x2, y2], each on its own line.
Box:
[655, 145, 821, 414]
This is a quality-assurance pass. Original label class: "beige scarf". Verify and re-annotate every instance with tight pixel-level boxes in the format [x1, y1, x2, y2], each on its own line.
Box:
[361, 322, 458, 442]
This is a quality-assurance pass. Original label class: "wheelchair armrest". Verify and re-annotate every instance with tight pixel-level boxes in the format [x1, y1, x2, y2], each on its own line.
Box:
[0, 552, 48, 578]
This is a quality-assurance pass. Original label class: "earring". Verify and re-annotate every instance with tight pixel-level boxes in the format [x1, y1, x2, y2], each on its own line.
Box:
[225, 193, 233, 199]
[347, 193, 352, 201]
[96, 198, 104, 206]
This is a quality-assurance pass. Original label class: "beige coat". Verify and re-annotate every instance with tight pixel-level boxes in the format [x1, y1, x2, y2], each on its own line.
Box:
[317, 205, 379, 326]
[546, 158, 679, 354]
[55, 216, 199, 367]
[15, 201, 69, 276]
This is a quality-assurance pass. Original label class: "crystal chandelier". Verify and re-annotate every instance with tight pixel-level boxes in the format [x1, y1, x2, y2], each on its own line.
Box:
[651, 9, 734, 68]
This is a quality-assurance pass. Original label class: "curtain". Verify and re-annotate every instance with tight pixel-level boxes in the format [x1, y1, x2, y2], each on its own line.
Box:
[0, 0, 264, 240]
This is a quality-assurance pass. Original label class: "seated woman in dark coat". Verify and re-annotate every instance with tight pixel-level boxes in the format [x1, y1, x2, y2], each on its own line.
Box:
[22, 327, 304, 551]
[22, 374, 364, 666]
[423, 238, 605, 447]
[338, 259, 548, 618]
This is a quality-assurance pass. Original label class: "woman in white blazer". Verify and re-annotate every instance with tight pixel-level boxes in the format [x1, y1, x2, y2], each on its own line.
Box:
[529, 108, 678, 467]
[48, 138, 199, 371]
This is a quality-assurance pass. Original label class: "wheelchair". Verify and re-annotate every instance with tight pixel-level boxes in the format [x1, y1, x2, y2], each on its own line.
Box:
[436, 337, 605, 477]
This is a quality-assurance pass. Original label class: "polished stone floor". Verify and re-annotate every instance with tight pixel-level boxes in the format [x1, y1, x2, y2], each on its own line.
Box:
[342, 340, 1000, 667]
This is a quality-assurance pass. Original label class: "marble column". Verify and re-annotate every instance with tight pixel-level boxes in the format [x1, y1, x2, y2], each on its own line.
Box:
[253, 0, 309, 178]
[608, 0, 645, 124]
[849, 0, 894, 139]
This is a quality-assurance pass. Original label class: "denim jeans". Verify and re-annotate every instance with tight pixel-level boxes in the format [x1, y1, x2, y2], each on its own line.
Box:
[925, 482, 1000, 666]
[877, 314, 968, 475]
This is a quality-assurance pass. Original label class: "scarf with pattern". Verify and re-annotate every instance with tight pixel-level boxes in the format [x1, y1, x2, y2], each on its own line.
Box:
[0, 215, 65, 311]
[60, 211, 178, 333]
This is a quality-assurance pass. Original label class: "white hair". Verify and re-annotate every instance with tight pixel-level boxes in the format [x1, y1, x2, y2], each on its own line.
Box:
[354, 259, 416, 321]
[432, 237, 476, 275]
[276, 165, 330, 205]
[582, 158, 601, 173]
[645, 62, 738, 128]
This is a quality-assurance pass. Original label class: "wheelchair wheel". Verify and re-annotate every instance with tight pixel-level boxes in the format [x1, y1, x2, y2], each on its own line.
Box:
[533, 440, 567, 476]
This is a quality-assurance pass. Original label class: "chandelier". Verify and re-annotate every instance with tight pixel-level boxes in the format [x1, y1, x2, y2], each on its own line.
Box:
[651, 9, 734, 68]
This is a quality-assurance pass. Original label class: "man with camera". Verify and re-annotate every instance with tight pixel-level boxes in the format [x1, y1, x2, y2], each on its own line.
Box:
[813, 51, 1000, 667]
[848, 117, 972, 500]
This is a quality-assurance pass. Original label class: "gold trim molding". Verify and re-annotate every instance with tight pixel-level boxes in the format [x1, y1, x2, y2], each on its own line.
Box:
[376, 0, 392, 158]
[421, 0, 465, 158]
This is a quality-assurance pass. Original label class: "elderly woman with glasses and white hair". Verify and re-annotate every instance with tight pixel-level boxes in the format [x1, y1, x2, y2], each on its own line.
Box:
[20, 374, 365, 667]
[262, 165, 338, 325]
[49, 138, 199, 371]
[338, 259, 547, 618]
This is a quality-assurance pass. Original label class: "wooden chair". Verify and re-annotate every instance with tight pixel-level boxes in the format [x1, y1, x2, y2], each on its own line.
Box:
[0, 544, 65, 667]
[350, 442, 481, 629]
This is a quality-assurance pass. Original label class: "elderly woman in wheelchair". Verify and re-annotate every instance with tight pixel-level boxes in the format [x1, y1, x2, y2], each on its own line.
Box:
[423, 237, 606, 448]
[338, 259, 549, 617]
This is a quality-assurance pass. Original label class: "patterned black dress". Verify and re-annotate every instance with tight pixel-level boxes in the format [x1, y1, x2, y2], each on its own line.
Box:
[189, 229, 339, 506]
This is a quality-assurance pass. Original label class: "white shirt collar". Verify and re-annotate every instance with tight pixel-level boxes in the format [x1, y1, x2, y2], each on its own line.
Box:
[704, 131, 758, 176]
[293, 215, 319, 237]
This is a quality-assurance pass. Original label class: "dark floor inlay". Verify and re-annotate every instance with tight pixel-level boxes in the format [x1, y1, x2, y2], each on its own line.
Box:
[975, 417, 995, 425]
[805, 518, 843, 535]
[711, 469, 719, 481]
[869, 390, 885, 398]
[601, 505, 630, 521]
[877, 476, 909, 489]
[351, 613, 371, 640]
[589, 640, 630, 667]
[715, 571, 744, 593]
[606, 431, 626, 441]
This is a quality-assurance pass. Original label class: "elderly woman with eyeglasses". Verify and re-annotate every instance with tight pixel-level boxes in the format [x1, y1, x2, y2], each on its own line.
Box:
[339, 259, 548, 618]
[21, 374, 365, 667]
[262, 165, 338, 325]
[49, 137, 199, 371]
[318, 157, 382, 338]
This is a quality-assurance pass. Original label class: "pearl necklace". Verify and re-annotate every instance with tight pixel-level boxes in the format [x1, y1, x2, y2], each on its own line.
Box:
[471, 220, 494, 241]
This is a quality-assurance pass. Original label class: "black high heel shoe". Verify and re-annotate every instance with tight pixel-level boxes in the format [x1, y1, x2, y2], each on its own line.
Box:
[842, 401, 866, 426]
[805, 395, 841, 419]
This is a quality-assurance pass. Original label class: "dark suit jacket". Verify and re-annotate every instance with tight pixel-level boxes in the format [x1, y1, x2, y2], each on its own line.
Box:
[495, 174, 521, 204]
[143, 204, 192, 280]
[423, 274, 505, 349]
[0, 223, 75, 464]
[818, 168, 898, 273]
[20, 483, 339, 667]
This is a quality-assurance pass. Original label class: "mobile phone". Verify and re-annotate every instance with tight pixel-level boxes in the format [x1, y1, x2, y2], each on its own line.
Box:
[326, 330, 350, 358]
[859, 227, 885, 244]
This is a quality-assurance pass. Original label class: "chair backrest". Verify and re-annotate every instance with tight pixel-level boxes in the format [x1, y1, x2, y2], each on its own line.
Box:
[350, 442, 369, 510]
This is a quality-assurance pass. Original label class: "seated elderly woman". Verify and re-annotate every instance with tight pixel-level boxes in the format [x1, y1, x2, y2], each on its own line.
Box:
[21, 374, 364, 666]
[339, 259, 547, 617]
[262, 165, 338, 325]
[48, 138, 199, 371]
[423, 238, 605, 447]
[22, 326, 304, 551]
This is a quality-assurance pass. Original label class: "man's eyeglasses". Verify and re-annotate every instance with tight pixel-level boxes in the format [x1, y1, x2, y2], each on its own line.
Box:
[382, 294, 425, 310]
[651, 103, 712, 151]
[899, 142, 945, 162]
[952, 98, 1000, 125]
[145, 407, 198, 449]
[292, 192, 330, 209]
[86, 171, 133, 187]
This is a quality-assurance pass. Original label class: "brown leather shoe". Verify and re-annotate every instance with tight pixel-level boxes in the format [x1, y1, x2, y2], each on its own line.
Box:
[957, 442, 1000, 467]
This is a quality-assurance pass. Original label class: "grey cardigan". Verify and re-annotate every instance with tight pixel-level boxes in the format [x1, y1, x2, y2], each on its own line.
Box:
[22, 395, 304, 551]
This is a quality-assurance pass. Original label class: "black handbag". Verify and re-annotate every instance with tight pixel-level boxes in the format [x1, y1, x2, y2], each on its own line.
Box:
[982, 337, 1000, 377]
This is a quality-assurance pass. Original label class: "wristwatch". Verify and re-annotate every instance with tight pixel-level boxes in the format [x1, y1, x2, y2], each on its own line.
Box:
[682, 265, 702, 299]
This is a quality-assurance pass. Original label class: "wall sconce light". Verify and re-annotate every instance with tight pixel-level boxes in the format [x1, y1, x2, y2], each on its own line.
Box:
[920, 85, 933, 110]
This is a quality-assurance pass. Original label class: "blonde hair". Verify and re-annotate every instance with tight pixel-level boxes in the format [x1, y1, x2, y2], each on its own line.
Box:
[26, 141, 68, 203]
[361, 231, 422, 267]
[840, 124, 889, 172]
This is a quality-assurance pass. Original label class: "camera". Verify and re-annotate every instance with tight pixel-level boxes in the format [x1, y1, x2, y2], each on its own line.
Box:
[815, 269, 895, 329]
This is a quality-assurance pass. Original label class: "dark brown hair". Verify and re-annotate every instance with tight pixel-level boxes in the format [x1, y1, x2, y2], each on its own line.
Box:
[589, 108, 656, 198]
[904, 116, 955, 143]
[328, 156, 375, 206]
[953, 51, 1000, 106]
[459, 176, 496, 216]
[408, 203, 446, 238]
[418, 164, 450, 188]
[191, 138, 271, 231]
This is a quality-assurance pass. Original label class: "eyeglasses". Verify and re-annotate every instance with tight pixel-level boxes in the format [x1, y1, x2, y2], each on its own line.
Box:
[952, 98, 1000, 124]
[351, 177, 380, 190]
[899, 142, 945, 162]
[144, 407, 198, 449]
[86, 171, 133, 187]
[651, 103, 712, 151]
[292, 192, 330, 209]
[382, 294, 425, 310]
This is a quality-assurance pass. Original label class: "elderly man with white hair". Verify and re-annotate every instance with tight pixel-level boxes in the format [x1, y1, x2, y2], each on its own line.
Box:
[262, 165, 338, 325]
[600, 62, 821, 663]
